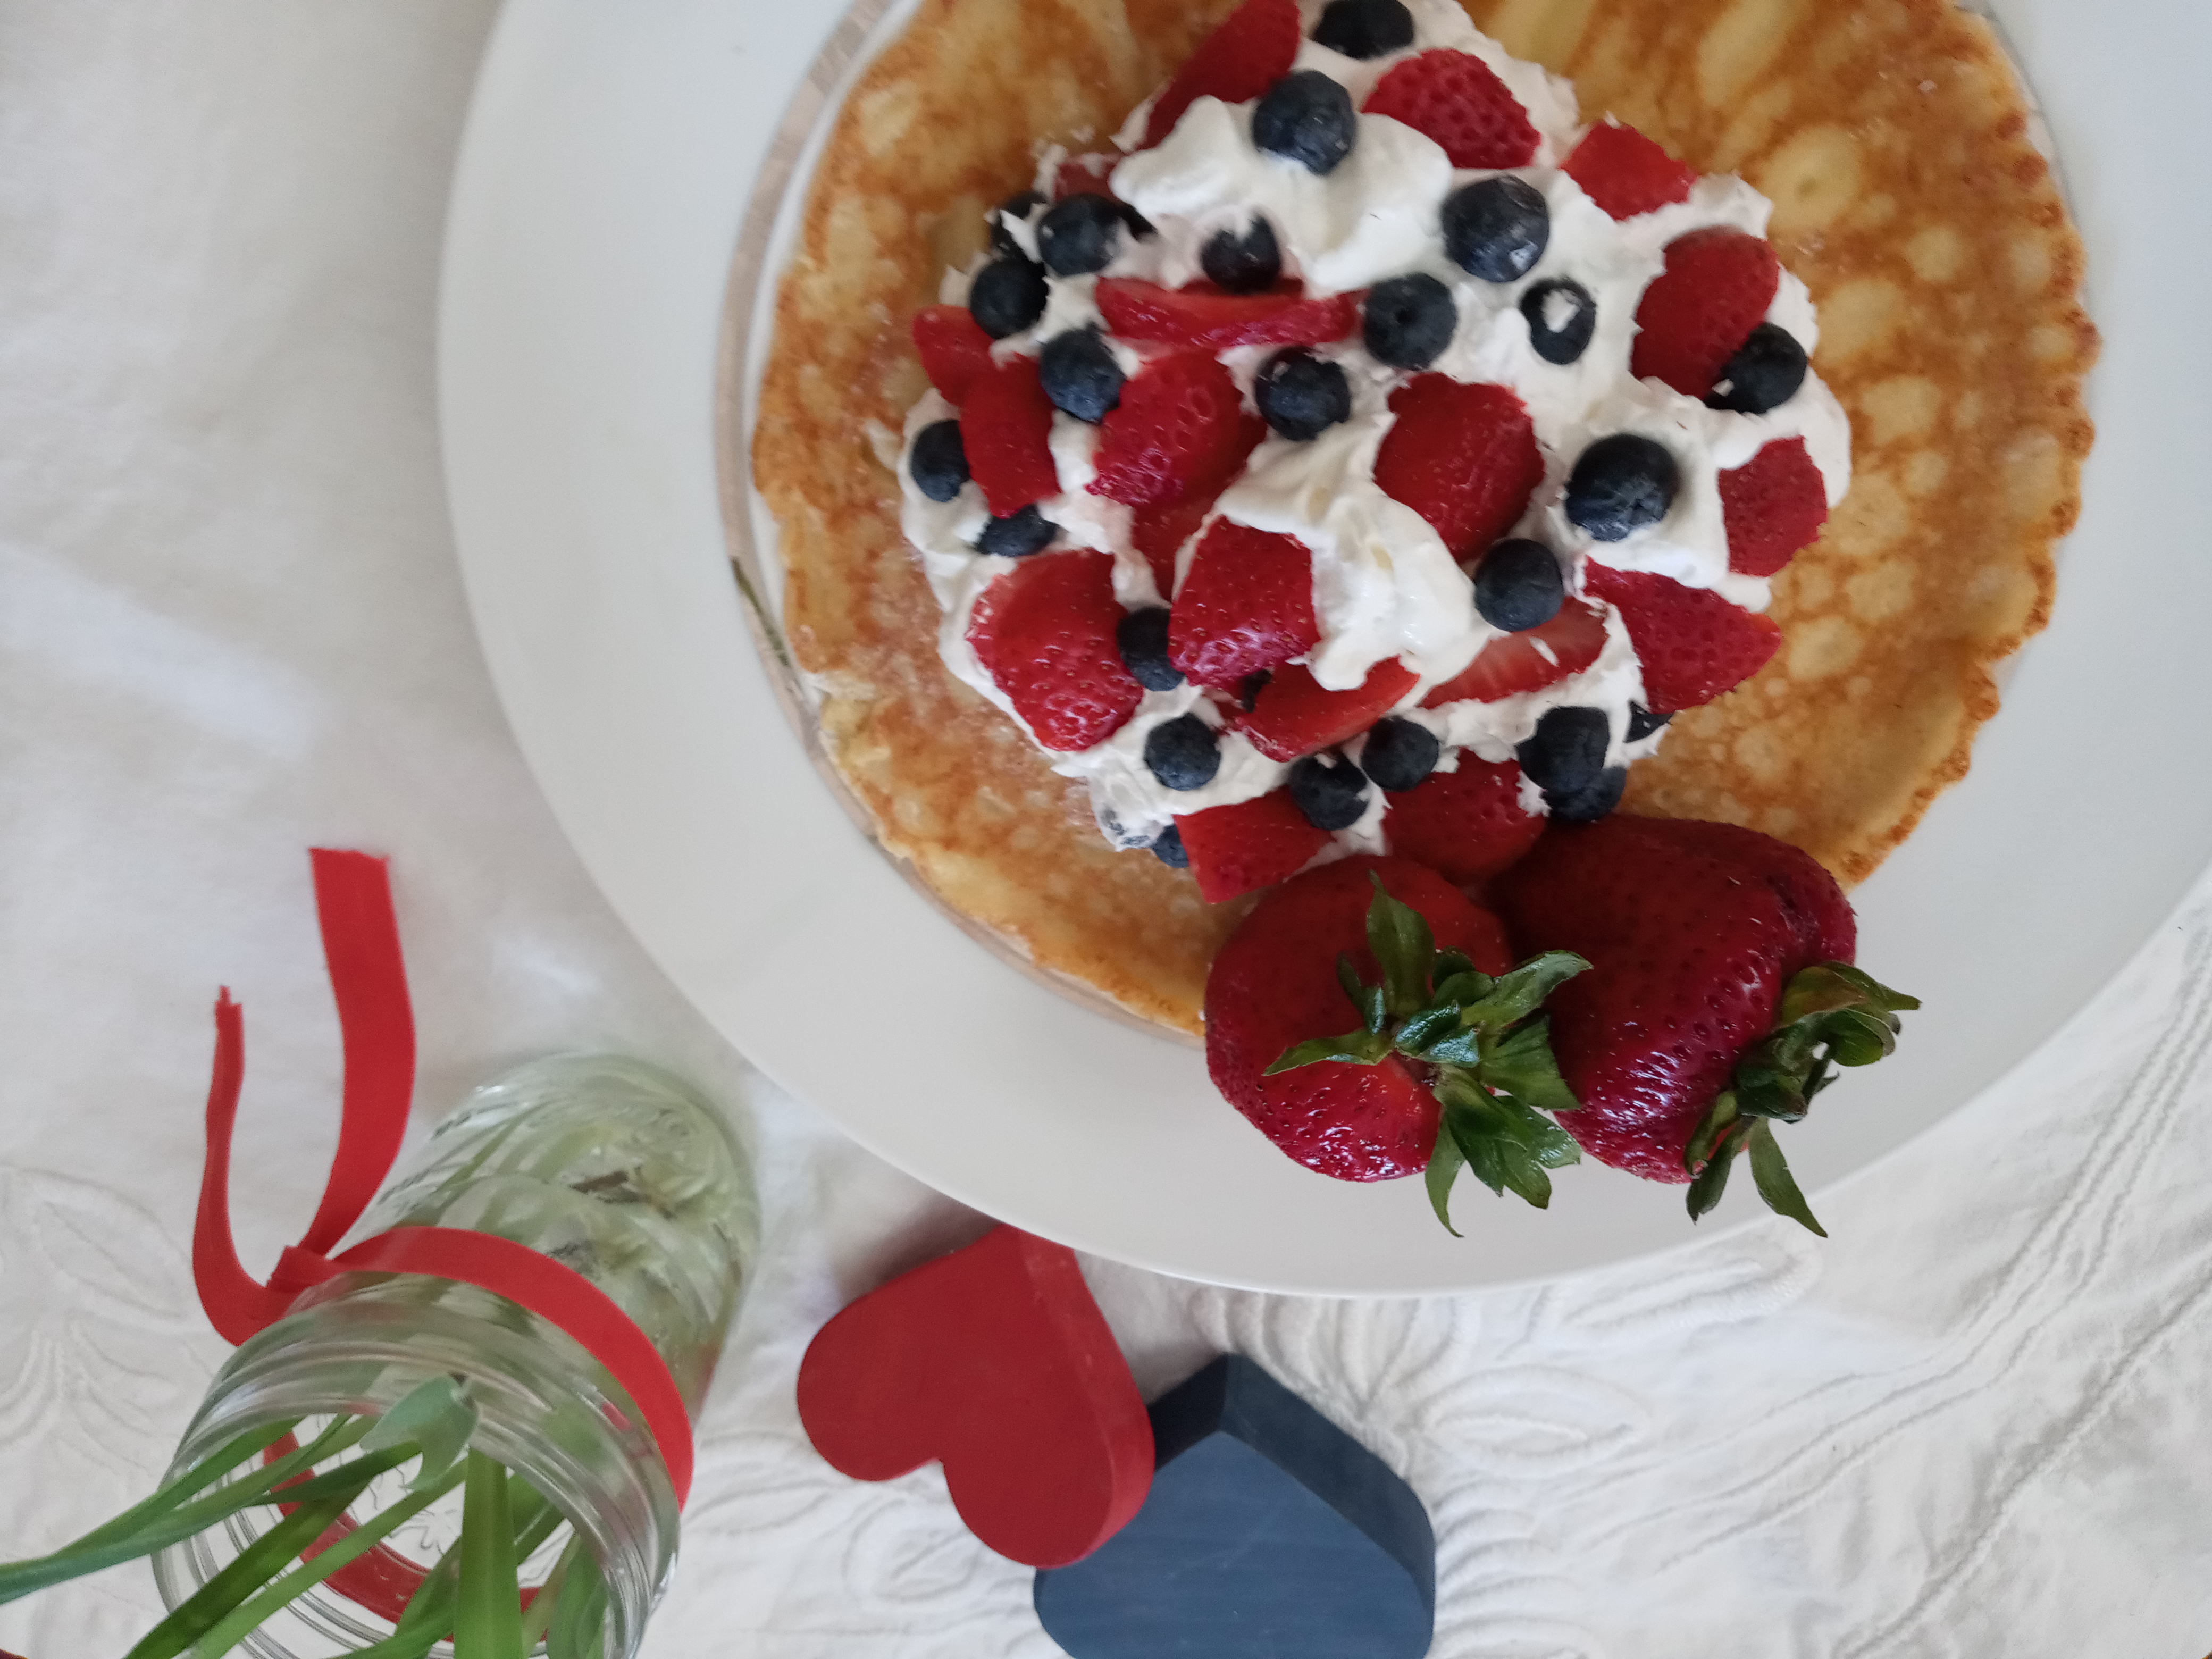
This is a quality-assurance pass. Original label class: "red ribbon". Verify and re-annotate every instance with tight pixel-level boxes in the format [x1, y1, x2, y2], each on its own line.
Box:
[194, 849, 695, 1504]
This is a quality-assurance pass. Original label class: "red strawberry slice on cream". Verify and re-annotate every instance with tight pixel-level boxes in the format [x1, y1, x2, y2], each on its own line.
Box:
[1582, 563, 1780, 713]
[1381, 758, 1545, 884]
[912, 305, 995, 406]
[1091, 353, 1247, 508]
[1421, 597, 1607, 707]
[1630, 228, 1782, 400]
[966, 552, 1144, 752]
[1142, 0, 1303, 149]
[1721, 437, 1831, 576]
[1562, 121, 1697, 219]
[1361, 51, 1538, 170]
[963, 355, 1060, 515]
[1176, 790, 1334, 904]
[1239, 659, 1419, 763]
[1372, 376, 1543, 560]
[1096, 279, 1362, 354]
[1167, 521, 1320, 688]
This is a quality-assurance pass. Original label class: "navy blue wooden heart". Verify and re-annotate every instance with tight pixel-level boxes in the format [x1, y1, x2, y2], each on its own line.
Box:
[1033, 1354, 1434, 1659]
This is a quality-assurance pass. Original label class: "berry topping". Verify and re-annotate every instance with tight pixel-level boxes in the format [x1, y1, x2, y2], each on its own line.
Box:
[1095, 277, 1360, 352]
[1126, 418, 1266, 591]
[1372, 376, 1543, 559]
[1362, 273, 1457, 371]
[968, 256, 1050, 340]
[911, 305, 995, 404]
[1582, 562, 1782, 712]
[1115, 606, 1183, 691]
[1144, 0, 1303, 149]
[1707, 322, 1809, 415]
[1381, 756, 1544, 882]
[977, 507, 1059, 558]
[1442, 176, 1549, 283]
[1150, 824, 1189, 868]
[1038, 328, 1126, 424]
[1145, 713, 1224, 790]
[1471, 537, 1564, 633]
[962, 356, 1062, 515]
[1626, 701, 1672, 742]
[1255, 348, 1353, 441]
[909, 420, 969, 504]
[1561, 121, 1696, 220]
[1239, 658, 1419, 762]
[1091, 353, 1247, 508]
[1037, 194, 1127, 277]
[1254, 71, 1359, 175]
[1720, 437, 1830, 577]
[1630, 227, 1781, 399]
[1515, 705, 1610, 798]
[987, 191, 1046, 259]
[1168, 521, 1321, 688]
[1358, 717, 1440, 792]
[966, 551, 1144, 752]
[1564, 433, 1678, 541]
[1421, 595, 1606, 706]
[1176, 790, 1333, 903]
[1312, 0, 1415, 61]
[1546, 766, 1627, 824]
[1201, 217, 1284, 294]
[1289, 754, 1370, 831]
[1519, 277, 1597, 366]
[1361, 49, 1538, 169]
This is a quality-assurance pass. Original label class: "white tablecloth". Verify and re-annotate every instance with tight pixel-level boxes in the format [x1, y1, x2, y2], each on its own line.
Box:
[3, 6, 2209, 1655]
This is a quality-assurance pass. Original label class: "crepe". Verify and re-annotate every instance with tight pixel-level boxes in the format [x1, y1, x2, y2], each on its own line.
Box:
[749, 0, 2095, 1038]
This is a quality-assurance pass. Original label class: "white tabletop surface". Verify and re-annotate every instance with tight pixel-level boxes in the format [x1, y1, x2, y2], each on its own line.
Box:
[3, 4, 2210, 1656]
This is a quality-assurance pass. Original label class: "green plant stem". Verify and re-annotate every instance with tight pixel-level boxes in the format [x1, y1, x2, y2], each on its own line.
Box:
[65, 1421, 300, 1557]
[123, 1488, 361, 1659]
[347, 1470, 563, 1659]
[456, 1451, 524, 1659]
[517, 1537, 580, 1651]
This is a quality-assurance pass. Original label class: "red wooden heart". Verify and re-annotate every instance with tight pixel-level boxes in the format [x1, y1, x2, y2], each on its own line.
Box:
[796, 1226, 1153, 1568]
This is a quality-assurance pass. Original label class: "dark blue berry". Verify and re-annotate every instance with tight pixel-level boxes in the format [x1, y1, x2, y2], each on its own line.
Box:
[1473, 538, 1564, 633]
[1546, 766, 1626, 824]
[1626, 702, 1672, 743]
[1256, 349, 1352, 441]
[1360, 718, 1440, 793]
[1116, 607, 1183, 691]
[1289, 755, 1369, 831]
[1706, 323, 1808, 414]
[1150, 824, 1190, 868]
[1312, 0, 1415, 59]
[1516, 706, 1610, 797]
[1038, 194, 1125, 277]
[1145, 715, 1222, 791]
[1239, 672, 1271, 711]
[1520, 277, 1597, 365]
[1565, 435, 1678, 541]
[969, 257, 1049, 340]
[1040, 328, 1125, 424]
[1363, 273, 1457, 370]
[1120, 202, 1157, 239]
[909, 420, 969, 503]
[1253, 71, 1358, 175]
[1443, 177, 1550, 283]
[988, 191, 1046, 259]
[1202, 217, 1282, 294]
[976, 505, 1058, 558]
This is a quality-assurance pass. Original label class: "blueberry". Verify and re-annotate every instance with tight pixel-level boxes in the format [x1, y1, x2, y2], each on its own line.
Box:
[1256, 349, 1352, 441]
[1116, 607, 1183, 691]
[1202, 217, 1283, 294]
[1253, 71, 1358, 175]
[1706, 323, 1809, 414]
[1119, 202, 1157, 240]
[1145, 715, 1222, 791]
[1360, 718, 1440, 793]
[1564, 435, 1679, 541]
[1546, 766, 1627, 824]
[1473, 538, 1564, 633]
[976, 505, 1058, 559]
[1520, 277, 1597, 365]
[1289, 755, 1370, 831]
[909, 420, 969, 504]
[1516, 706, 1610, 796]
[1150, 824, 1190, 868]
[1239, 671, 1271, 711]
[1312, 0, 1415, 59]
[1442, 177, 1550, 283]
[1363, 273, 1457, 371]
[1037, 194, 1125, 278]
[969, 257, 1049, 340]
[1040, 328, 1125, 424]
[1626, 702, 1672, 742]
[988, 191, 1046, 259]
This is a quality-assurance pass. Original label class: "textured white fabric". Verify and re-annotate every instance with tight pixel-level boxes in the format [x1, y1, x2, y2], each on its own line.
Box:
[2, 6, 2210, 1656]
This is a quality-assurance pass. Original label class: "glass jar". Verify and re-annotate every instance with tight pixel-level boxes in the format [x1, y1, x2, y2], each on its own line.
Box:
[152, 1054, 758, 1658]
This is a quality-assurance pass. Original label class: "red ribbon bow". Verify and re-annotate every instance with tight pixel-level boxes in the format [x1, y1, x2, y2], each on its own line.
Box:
[194, 849, 695, 1503]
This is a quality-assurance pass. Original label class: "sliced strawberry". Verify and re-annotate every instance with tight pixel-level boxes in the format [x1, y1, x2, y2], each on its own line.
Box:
[1562, 121, 1697, 219]
[1091, 353, 1246, 508]
[1720, 437, 1830, 577]
[1421, 597, 1607, 707]
[911, 305, 995, 406]
[1128, 415, 1267, 593]
[1361, 51, 1538, 170]
[1143, 0, 1303, 149]
[965, 551, 1143, 751]
[1238, 659, 1419, 763]
[1176, 790, 1334, 904]
[962, 355, 1060, 515]
[1168, 520, 1320, 688]
[1583, 562, 1781, 713]
[1381, 757, 1546, 883]
[1630, 228, 1781, 399]
[1096, 278, 1361, 353]
[1372, 376, 1543, 560]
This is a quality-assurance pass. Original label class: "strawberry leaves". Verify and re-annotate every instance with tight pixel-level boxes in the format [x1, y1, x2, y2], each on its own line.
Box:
[1685, 961, 1920, 1234]
[1269, 875, 1590, 1233]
